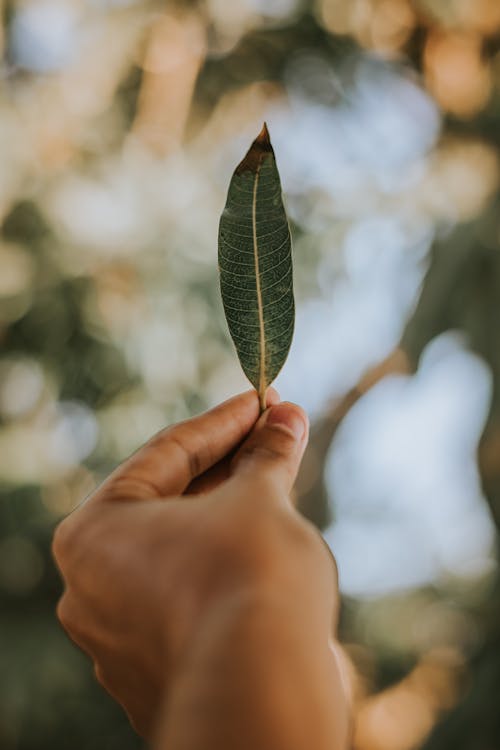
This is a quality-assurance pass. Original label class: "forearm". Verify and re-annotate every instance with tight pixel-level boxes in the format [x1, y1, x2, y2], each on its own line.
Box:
[154, 595, 349, 750]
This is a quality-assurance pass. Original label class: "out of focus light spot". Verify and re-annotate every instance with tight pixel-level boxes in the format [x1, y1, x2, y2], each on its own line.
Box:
[370, 1, 416, 53]
[205, 357, 252, 407]
[354, 592, 478, 657]
[0, 14, 4, 60]
[456, 0, 500, 35]
[412, 601, 478, 653]
[10, 2, 80, 73]
[422, 139, 499, 222]
[131, 316, 199, 399]
[316, 0, 351, 35]
[0, 359, 44, 419]
[285, 52, 343, 107]
[248, 0, 304, 19]
[88, 262, 145, 339]
[424, 31, 492, 117]
[0, 399, 99, 483]
[98, 390, 169, 461]
[207, 0, 256, 52]
[415, 0, 500, 31]
[0, 536, 44, 595]
[0, 243, 34, 298]
[47, 402, 99, 469]
[318, 0, 415, 54]
[324, 333, 494, 597]
[47, 171, 145, 252]
[0, 292, 32, 325]
[87, 0, 140, 7]
[199, 81, 285, 168]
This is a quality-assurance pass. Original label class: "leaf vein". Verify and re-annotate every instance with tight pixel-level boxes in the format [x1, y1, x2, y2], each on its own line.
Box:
[224, 298, 294, 329]
[219, 237, 289, 267]
[260, 265, 293, 293]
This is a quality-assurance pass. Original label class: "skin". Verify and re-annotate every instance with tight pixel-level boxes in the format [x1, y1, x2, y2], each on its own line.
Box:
[52, 389, 350, 750]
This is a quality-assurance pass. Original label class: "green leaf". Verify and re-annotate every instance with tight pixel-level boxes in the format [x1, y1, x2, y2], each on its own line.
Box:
[218, 123, 295, 411]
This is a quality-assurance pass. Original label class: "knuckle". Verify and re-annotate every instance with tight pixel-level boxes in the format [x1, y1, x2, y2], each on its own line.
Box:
[163, 423, 209, 480]
[266, 509, 331, 566]
[52, 518, 76, 567]
[249, 425, 297, 461]
[56, 593, 75, 632]
[94, 662, 110, 690]
[52, 505, 108, 574]
[265, 422, 298, 452]
[270, 507, 309, 550]
[292, 516, 339, 583]
[56, 594, 96, 651]
[241, 445, 282, 469]
[289, 514, 327, 556]
[93, 663, 122, 704]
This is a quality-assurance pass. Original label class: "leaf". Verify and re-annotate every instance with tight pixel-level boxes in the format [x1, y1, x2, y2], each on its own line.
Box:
[218, 123, 294, 411]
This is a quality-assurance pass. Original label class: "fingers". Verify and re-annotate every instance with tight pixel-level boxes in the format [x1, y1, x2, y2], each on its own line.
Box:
[185, 457, 231, 495]
[229, 402, 309, 500]
[99, 388, 280, 502]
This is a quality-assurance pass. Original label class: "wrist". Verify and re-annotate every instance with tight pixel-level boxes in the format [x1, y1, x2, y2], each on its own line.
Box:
[164, 584, 285, 669]
[155, 590, 349, 750]
[164, 579, 322, 674]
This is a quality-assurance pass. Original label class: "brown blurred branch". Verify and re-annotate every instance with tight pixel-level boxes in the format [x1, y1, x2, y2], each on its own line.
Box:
[132, 11, 206, 155]
[399, 196, 500, 750]
[296, 349, 410, 528]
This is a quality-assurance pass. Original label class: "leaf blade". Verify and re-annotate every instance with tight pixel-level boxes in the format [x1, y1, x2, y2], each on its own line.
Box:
[218, 124, 294, 409]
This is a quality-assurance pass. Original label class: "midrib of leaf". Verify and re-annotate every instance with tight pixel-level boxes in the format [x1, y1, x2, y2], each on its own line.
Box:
[252, 161, 267, 411]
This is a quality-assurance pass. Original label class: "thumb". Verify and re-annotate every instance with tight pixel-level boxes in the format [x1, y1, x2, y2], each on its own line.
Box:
[230, 402, 309, 498]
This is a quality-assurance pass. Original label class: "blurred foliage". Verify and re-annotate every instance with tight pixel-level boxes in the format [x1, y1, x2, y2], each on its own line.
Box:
[2, 0, 500, 748]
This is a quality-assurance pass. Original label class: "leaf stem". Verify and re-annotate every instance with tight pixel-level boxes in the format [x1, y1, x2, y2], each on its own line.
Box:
[259, 387, 267, 414]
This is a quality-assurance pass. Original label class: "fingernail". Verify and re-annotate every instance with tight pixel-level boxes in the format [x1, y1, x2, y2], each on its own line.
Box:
[266, 404, 307, 441]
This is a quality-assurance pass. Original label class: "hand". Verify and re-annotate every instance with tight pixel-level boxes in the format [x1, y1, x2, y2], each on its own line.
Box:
[53, 390, 347, 747]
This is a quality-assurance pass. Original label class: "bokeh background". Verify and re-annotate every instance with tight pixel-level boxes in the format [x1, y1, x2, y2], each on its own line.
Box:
[1, 0, 500, 748]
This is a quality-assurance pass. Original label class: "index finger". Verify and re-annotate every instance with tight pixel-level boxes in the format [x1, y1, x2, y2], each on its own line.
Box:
[96, 388, 280, 502]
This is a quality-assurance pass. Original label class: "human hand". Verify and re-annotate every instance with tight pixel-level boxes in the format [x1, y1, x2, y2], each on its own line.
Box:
[52, 390, 345, 745]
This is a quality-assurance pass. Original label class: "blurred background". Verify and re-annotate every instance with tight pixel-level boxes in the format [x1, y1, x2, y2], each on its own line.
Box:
[1, 0, 500, 748]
